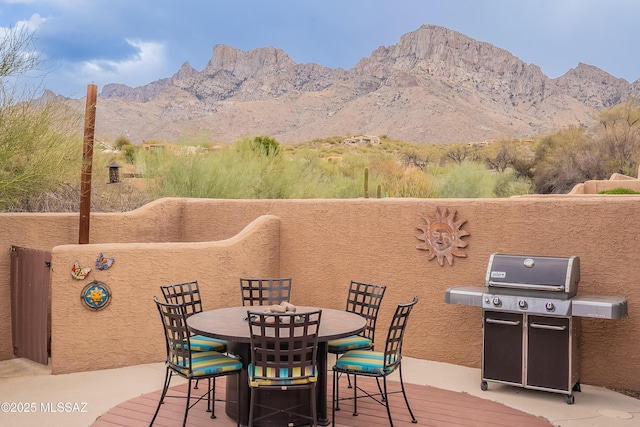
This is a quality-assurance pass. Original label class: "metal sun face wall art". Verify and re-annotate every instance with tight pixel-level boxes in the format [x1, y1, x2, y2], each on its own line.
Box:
[416, 206, 469, 266]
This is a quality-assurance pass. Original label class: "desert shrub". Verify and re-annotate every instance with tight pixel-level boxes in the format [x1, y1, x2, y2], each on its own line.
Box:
[114, 136, 131, 150]
[142, 140, 364, 199]
[598, 187, 640, 194]
[0, 27, 87, 210]
[428, 161, 498, 198]
[493, 170, 534, 197]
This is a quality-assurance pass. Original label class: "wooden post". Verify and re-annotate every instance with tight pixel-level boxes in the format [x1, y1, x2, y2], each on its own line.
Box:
[78, 84, 97, 244]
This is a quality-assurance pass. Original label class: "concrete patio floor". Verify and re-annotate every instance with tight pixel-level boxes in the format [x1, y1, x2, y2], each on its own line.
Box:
[0, 356, 637, 426]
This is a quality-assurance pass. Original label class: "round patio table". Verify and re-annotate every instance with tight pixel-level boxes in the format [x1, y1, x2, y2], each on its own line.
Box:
[187, 305, 366, 426]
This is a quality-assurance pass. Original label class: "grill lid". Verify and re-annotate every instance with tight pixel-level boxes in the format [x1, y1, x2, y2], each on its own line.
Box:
[485, 254, 580, 296]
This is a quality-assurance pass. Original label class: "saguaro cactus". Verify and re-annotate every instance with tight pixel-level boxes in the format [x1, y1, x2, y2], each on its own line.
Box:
[364, 167, 369, 198]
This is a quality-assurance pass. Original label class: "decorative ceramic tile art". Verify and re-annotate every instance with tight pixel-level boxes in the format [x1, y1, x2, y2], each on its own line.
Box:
[71, 261, 91, 280]
[96, 252, 115, 270]
[81, 281, 112, 310]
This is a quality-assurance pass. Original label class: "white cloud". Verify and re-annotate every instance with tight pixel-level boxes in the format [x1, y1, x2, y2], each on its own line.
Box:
[0, 12, 46, 35]
[72, 39, 167, 89]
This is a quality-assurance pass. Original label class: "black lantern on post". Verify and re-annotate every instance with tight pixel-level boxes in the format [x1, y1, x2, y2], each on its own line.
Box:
[107, 162, 122, 184]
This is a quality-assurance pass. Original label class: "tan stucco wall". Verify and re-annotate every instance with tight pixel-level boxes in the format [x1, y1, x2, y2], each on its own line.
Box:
[49, 213, 281, 373]
[569, 173, 640, 194]
[1, 196, 638, 392]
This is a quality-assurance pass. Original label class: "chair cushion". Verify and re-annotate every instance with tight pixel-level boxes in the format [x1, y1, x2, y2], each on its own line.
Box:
[190, 335, 227, 352]
[335, 350, 397, 375]
[327, 335, 372, 353]
[174, 351, 242, 377]
[248, 363, 318, 387]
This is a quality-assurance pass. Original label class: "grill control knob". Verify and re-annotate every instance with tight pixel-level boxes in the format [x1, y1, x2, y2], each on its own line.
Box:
[492, 297, 501, 307]
[545, 302, 555, 312]
[518, 300, 528, 310]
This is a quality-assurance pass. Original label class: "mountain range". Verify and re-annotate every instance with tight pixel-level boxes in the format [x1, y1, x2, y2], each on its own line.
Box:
[55, 24, 640, 145]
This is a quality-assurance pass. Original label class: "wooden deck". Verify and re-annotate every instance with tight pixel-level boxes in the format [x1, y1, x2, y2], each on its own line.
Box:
[91, 377, 553, 427]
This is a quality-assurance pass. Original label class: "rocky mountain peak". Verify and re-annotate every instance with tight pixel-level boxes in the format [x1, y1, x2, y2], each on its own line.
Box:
[172, 61, 198, 85]
[352, 24, 551, 103]
[85, 25, 637, 145]
[554, 62, 631, 108]
[203, 44, 296, 78]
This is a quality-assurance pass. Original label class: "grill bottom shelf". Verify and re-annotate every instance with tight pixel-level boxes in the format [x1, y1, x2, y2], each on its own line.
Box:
[481, 310, 581, 404]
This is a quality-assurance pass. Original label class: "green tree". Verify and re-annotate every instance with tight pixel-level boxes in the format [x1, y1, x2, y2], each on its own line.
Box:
[0, 27, 83, 210]
[250, 136, 281, 156]
[443, 143, 480, 165]
[531, 126, 596, 194]
[532, 101, 640, 194]
[122, 145, 137, 164]
[114, 135, 132, 150]
[596, 98, 640, 177]
[0, 26, 38, 81]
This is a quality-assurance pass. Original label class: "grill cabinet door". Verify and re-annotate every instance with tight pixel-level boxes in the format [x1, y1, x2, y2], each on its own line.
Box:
[526, 315, 570, 391]
[482, 310, 523, 385]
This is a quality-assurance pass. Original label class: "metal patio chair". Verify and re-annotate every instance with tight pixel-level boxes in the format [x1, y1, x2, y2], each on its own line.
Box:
[246, 309, 322, 426]
[151, 297, 242, 427]
[328, 281, 386, 356]
[328, 281, 387, 389]
[332, 296, 419, 426]
[160, 281, 228, 354]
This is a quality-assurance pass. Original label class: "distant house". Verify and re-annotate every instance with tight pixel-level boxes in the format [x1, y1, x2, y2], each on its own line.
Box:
[466, 139, 494, 147]
[343, 135, 380, 146]
[142, 141, 179, 153]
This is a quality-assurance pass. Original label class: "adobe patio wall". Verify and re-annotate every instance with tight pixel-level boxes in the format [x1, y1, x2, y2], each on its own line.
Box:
[0, 198, 187, 362]
[49, 213, 281, 374]
[0, 196, 638, 392]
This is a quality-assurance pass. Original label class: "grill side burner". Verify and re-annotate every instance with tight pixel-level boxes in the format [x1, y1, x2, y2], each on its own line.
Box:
[444, 253, 628, 405]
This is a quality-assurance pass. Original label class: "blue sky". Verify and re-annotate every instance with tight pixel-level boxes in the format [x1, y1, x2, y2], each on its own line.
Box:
[1, 0, 639, 99]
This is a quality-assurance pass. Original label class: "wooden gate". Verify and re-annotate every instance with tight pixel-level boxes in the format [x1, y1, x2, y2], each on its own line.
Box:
[10, 246, 51, 365]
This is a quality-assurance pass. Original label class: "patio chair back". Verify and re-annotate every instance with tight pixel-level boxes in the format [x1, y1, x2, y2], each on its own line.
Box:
[160, 280, 203, 317]
[382, 295, 417, 372]
[155, 296, 192, 370]
[345, 281, 386, 344]
[246, 309, 322, 426]
[239, 277, 292, 306]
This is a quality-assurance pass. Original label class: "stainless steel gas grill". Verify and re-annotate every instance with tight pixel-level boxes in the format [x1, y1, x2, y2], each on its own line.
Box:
[445, 253, 628, 404]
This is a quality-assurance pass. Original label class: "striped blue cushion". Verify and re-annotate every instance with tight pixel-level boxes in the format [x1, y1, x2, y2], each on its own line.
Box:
[190, 336, 227, 352]
[174, 336, 227, 352]
[335, 350, 397, 374]
[248, 363, 317, 387]
[174, 351, 241, 377]
[327, 335, 372, 353]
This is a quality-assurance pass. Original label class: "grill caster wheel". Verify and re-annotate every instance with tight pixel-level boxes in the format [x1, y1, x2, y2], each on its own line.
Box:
[572, 382, 581, 392]
[481, 381, 488, 391]
[566, 395, 575, 405]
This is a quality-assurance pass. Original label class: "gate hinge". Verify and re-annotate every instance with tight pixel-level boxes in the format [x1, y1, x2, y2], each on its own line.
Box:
[45, 261, 51, 268]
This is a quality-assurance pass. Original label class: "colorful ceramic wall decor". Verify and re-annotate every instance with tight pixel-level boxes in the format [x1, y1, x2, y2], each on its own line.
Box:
[71, 261, 91, 280]
[81, 281, 112, 310]
[96, 252, 115, 270]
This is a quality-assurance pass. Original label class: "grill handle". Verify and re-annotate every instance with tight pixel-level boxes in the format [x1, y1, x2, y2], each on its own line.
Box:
[530, 323, 566, 331]
[486, 318, 520, 326]
[488, 281, 565, 292]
